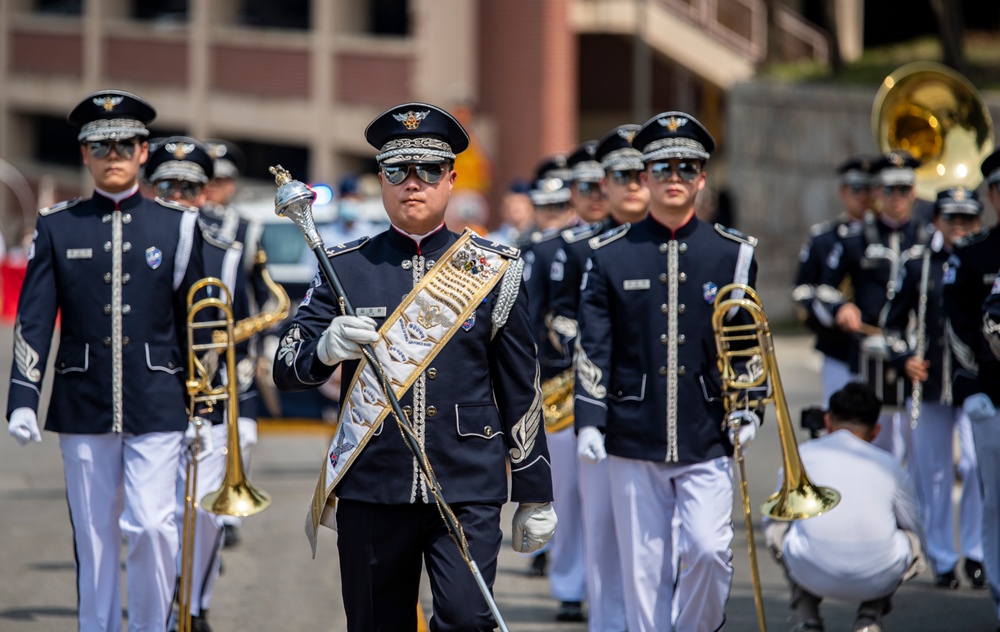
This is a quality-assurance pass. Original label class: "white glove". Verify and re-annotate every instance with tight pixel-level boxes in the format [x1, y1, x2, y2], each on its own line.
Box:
[727, 409, 760, 448]
[237, 417, 258, 451]
[964, 393, 998, 423]
[316, 316, 380, 366]
[577, 426, 607, 464]
[8, 407, 41, 446]
[183, 418, 214, 458]
[511, 502, 558, 553]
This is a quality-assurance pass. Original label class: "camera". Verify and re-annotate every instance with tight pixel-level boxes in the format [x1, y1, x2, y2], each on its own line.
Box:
[800, 405, 826, 439]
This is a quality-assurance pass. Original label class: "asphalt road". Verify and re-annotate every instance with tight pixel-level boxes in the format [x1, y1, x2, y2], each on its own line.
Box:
[0, 327, 996, 631]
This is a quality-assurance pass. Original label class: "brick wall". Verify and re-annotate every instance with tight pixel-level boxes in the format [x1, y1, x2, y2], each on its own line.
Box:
[104, 38, 188, 86]
[335, 54, 413, 106]
[211, 46, 310, 98]
[10, 31, 83, 76]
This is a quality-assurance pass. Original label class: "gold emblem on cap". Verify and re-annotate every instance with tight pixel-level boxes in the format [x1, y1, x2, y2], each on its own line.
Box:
[165, 142, 194, 159]
[617, 128, 636, 143]
[657, 115, 688, 132]
[393, 110, 429, 131]
[93, 95, 124, 112]
[889, 152, 904, 166]
[954, 187, 967, 200]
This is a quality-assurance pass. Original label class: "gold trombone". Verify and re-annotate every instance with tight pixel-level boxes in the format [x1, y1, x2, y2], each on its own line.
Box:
[179, 278, 272, 632]
[712, 284, 841, 632]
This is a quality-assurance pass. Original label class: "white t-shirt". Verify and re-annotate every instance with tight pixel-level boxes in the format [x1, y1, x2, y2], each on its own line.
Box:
[771, 429, 923, 601]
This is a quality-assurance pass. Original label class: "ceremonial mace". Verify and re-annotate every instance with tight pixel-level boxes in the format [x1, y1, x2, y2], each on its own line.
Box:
[270, 166, 510, 632]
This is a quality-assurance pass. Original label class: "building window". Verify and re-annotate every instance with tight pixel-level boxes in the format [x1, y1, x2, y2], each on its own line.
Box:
[35, 0, 82, 15]
[241, 0, 311, 30]
[234, 139, 310, 184]
[32, 114, 81, 167]
[131, 0, 188, 22]
[370, 0, 409, 36]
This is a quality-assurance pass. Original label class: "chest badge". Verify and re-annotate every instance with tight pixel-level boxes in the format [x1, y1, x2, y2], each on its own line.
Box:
[703, 281, 718, 304]
[145, 247, 163, 270]
[462, 310, 476, 331]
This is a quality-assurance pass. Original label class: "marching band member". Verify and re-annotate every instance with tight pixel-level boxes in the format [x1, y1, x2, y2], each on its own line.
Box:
[816, 152, 932, 463]
[574, 111, 759, 631]
[884, 187, 985, 590]
[272, 102, 555, 631]
[764, 383, 926, 632]
[949, 148, 1000, 626]
[6, 90, 205, 632]
[792, 157, 874, 405]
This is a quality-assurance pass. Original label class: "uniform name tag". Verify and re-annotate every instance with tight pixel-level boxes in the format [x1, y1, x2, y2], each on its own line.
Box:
[356, 307, 387, 318]
[623, 279, 650, 291]
[66, 248, 93, 260]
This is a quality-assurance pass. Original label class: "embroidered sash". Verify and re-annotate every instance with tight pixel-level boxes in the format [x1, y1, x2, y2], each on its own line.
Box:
[306, 229, 510, 555]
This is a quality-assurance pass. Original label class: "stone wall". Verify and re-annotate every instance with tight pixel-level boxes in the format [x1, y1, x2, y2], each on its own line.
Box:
[725, 80, 1000, 324]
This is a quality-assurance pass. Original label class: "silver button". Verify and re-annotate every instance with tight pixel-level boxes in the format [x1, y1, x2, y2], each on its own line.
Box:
[679, 243, 688, 254]
[122, 304, 131, 315]
[104, 273, 112, 283]
[104, 241, 112, 252]
[102, 214, 112, 224]
[102, 337, 112, 347]
[426, 406, 437, 418]
[660, 334, 668, 345]
[659, 273, 667, 284]
[484, 426, 493, 437]
[403, 405, 413, 416]
[122, 273, 131, 284]
[427, 260, 435, 269]
[678, 366, 686, 376]
[122, 242, 132, 253]
[122, 336, 131, 346]
[402, 260, 412, 270]
[658, 366, 667, 376]
[678, 272, 687, 283]
[103, 304, 111, 315]
[167, 362, 175, 369]
[678, 303, 686, 315]
[659, 243, 668, 254]
[122, 213, 132, 224]
[677, 334, 686, 345]
[660, 303, 668, 314]
[427, 368, 438, 380]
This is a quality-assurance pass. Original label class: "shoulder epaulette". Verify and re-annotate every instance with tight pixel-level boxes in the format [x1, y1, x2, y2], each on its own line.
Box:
[470, 233, 520, 259]
[203, 231, 243, 252]
[714, 223, 758, 247]
[837, 222, 863, 239]
[155, 197, 198, 212]
[954, 227, 990, 250]
[324, 236, 369, 258]
[39, 197, 82, 216]
[589, 223, 631, 250]
[562, 221, 606, 244]
[530, 227, 562, 245]
[809, 218, 841, 238]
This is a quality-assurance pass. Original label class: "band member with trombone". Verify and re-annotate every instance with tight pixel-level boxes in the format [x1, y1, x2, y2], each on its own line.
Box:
[816, 151, 932, 463]
[574, 111, 759, 631]
[792, 157, 874, 406]
[5, 91, 205, 631]
[948, 149, 1000, 624]
[272, 102, 555, 631]
[763, 383, 926, 632]
[883, 187, 985, 590]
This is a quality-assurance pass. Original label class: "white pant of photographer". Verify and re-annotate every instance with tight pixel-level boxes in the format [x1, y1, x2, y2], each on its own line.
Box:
[970, 407, 1000, 618]
[546, 427, 586, 603]
[579, 454, 627, 631]
[610, 454, 734, 632]
[60, 431, 183, 632]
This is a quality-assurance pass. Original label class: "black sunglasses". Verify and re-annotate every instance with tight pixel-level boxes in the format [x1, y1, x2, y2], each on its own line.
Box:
[381, 164, 447, 186]
[155, 180, 201, 201]
[86, 140, 139, 160]
[882, 184, 913, 196]
[609, 170, 643, 186]
[848, 184, 872, 195]
[649, 161, 702, 183]
[575, 181, 602, 196]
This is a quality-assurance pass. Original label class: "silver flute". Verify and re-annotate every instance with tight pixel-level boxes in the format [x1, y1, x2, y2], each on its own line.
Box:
[910, 249, 932, 429]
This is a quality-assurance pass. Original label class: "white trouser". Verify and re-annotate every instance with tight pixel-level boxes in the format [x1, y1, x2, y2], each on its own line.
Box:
[579, 456, 626, 631]
[820, 356, 853, 408]
[609, 455, 734, 632]
[970, 408, 1000, 618]
[546, 427, 586, 602]
[176, 422, 229, 616]
[60, 431, 183, 632]
[872, 409, 912, 466]
[910, 403, 984, 574]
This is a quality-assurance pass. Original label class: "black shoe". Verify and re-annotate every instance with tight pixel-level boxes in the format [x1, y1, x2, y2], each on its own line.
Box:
[965, 559, 987, 588]
[935, 569, 960, 589]
[191, 611, 213, 632]
[223, 523, 241, 548]
[556, 601, 586, 622]
[528, 552, 548, 577]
